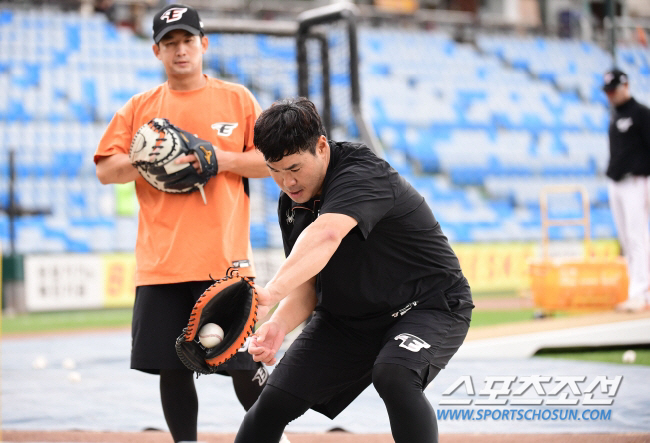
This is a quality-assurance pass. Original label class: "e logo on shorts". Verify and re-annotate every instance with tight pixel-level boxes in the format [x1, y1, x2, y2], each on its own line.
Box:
[394, 333, 431, 352]
[252, 367, 268, 386]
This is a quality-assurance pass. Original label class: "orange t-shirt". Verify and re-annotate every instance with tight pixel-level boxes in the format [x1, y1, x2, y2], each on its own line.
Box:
[95, 76, 262, 286]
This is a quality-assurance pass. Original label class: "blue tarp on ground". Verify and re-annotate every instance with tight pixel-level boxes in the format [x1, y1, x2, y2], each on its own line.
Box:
[3, 330, 650, 434]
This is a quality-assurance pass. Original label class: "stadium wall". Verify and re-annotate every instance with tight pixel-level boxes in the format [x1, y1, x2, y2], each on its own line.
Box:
[18, 240, 620, 312]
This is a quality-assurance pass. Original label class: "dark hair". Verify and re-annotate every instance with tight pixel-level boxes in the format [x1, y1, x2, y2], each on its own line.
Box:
[156, 29, 204, 46]
[254, 97, 327, 162]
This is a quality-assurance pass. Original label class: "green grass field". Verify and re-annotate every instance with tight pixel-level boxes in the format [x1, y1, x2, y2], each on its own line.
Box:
[536, 346, 650, 366]
[1, 307, 536, 335]
[469, 308, 536, 327]
[3, 306, 648, 367]
[1, 308, 133, 335]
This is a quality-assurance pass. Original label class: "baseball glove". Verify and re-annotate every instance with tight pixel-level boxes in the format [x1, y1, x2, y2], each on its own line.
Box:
[129, 118, 218, 203]
[175, 269, 259, 374]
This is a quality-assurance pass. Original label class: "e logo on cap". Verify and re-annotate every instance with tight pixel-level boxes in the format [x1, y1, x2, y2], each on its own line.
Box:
[160, 7, 188, 23]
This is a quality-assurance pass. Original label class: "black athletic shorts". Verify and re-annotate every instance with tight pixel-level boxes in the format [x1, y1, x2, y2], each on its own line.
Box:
[267, 299, 472, 419]
[131, 281, 259, 375]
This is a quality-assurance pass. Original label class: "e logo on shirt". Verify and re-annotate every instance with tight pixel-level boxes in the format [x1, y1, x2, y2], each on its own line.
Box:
[616, 117, 633, 132]
[211, 122, 239, 136]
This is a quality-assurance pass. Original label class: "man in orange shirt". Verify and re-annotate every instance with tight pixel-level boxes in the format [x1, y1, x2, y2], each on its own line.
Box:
[95, 4, 271, 442]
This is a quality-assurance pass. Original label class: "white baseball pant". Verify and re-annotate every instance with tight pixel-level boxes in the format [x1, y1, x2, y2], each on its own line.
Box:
[607, 175, 650, 302]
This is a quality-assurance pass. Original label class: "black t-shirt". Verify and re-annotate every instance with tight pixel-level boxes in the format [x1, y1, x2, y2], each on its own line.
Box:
[606, 97, 650, 181]
[278, 141, 470, 325]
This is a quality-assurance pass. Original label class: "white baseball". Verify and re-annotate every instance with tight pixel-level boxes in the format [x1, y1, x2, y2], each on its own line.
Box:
[32, 356, 48, 370]
[62, 358, 77, 370]
[67, 371, 82, 383]
[622, 350, 636, 364]
[199, 323, 224, 348]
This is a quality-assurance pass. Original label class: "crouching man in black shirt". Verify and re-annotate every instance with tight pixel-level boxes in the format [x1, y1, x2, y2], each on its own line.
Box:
[235, 97, 474, 443]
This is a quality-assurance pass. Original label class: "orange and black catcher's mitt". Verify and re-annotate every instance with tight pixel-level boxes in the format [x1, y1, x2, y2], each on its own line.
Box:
[176, 269, 258, 374]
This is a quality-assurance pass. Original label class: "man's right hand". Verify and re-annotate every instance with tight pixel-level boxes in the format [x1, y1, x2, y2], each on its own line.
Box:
[249, 321, 286, 365]
[255, 284, 285, 309]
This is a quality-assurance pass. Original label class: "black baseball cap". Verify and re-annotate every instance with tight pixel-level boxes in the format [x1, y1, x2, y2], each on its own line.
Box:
[153, 4, 204, 43]
[602, 68, 628, 92]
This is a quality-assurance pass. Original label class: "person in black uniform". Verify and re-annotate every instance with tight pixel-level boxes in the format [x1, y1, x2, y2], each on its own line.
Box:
[235, 97, 473, 443]
[603, 68, 650, 312]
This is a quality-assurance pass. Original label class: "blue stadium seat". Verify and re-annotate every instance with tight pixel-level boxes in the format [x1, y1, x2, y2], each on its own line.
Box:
[0, 8, 630, 250]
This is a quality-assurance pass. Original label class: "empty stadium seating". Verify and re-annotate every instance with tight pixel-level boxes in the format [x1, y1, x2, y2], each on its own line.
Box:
[2, 5, 646, 253]
[358, 27, 640, 243]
